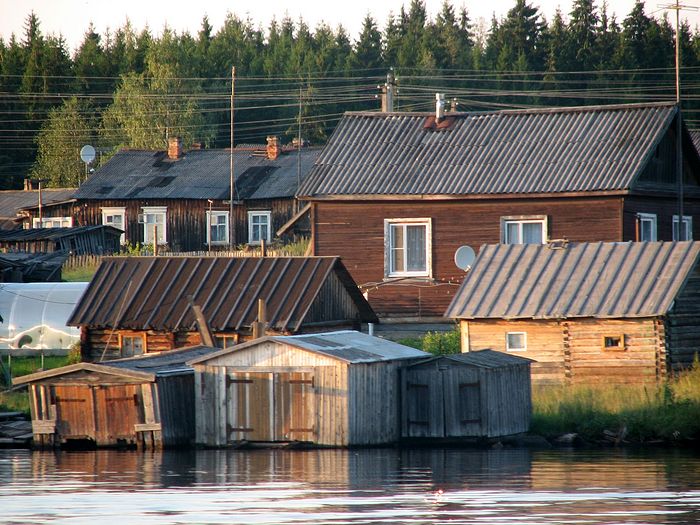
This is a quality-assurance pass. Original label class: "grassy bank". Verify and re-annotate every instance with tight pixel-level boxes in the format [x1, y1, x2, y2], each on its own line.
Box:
[1, 354, 76, 414]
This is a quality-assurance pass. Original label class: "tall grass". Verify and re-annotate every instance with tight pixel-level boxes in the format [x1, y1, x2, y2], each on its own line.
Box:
[0, 354, 74, 414]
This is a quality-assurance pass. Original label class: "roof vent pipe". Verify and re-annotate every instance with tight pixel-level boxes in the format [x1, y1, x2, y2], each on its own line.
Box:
[435, 93, 445, 121]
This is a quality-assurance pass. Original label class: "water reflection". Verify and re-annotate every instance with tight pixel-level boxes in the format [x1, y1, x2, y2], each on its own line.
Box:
[1, 447, 699, 524]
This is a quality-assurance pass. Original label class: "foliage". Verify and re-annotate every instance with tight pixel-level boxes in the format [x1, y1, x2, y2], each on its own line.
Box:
[398, 327, 461, 355]
[0, 390, 30, 414]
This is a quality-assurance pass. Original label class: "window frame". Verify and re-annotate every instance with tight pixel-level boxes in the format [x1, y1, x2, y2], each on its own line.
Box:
[119, 333, 146, 357]
[637, 212, 657, 242]
[673, 215, 693, 241]
[32, 216, 73, 228]
[206, 210, 230, 246]
[214, 334, 239, 348]
[506, 332, 527, 352]
[602, 334, 625, 352]
[383, 218, 433, 279]
[501, 215, 548, 245]
[141, 206, 167, 245]
[101, 207, 126, 245]
[247, 210, 272, 245]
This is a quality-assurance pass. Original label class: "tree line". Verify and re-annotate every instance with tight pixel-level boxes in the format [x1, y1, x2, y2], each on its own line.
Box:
[1, 0, 698, 189]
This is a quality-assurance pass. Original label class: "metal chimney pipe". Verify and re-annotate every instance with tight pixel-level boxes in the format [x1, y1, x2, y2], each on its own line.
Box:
[435, 93, 445, 121]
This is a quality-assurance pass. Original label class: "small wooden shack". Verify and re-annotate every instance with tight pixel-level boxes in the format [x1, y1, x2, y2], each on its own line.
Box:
[446, 241, 700, 385]
[401, 350, 532, 440]
[0, 225, 122, 255]
[68, 256, 378, 361]
[187, 330, 429, 448]
[12, 345, 214, 449]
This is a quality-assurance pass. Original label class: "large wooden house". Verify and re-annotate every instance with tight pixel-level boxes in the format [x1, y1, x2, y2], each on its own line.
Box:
[36, 137, 319, 251]
[297, 103, 700, 321]
[445, 241, 700, 385]
[68, 256, 378, 361]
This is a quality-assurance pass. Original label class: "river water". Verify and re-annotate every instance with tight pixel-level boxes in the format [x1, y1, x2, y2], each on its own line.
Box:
[1, 447, 700, 524]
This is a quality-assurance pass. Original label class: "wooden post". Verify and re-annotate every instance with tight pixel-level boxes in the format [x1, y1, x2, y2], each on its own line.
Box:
[153, 224, 158, 256]
[252, 298, 267, 339]
[260, 238, 266, 257]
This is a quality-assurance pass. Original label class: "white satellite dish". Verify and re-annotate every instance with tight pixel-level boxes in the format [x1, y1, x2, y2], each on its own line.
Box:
[454, 245, 476, 271]
[80, 145, 96, 164]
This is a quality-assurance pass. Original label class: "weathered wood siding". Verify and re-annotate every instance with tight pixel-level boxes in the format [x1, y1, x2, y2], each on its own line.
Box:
[623, 195, 700, 241]
[313, 197, 624, 318]
[306, 271, 363, 327]
[463, 318, 664, 385]
[157, 373, 196, 447]
[666, 263, 700, 371]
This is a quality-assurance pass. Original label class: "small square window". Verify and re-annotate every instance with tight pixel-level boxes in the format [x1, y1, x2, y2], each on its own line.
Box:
[121, 335, 145, 357]
[384, 218, 432, 278]
[637, 213, 657, 242]
[506, 332, 527, 352]
[248, 211, 271, 245]
[602, 335, 624, 351]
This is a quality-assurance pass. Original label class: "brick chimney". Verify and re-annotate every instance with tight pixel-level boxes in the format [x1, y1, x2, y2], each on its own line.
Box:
[168, 136, 183, 159]
[266, 136, 280, 160]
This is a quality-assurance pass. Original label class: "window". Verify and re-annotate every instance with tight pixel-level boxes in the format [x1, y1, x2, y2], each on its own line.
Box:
[120, 334, 145, 357]
[384, 218, 432, 278]
[248, 211, 271, 244]
[673, 215, 693, 241]
[637, 213, 657, 242]
[502, 216, 547, 244]
[602, 335, 625, 351]
[207, 211, 229, 245]
[215, 334, 237, 348]
[141, 206, 167, 245]
[32, 217, 72, 228]
[101, 207, 126, 244]
[506, 332, 527, 352]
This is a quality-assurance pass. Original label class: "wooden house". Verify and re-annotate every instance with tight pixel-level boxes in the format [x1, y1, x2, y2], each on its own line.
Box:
[68, 256, 378, 362]
[60, 137, 320, 251]
[12, 345, 215, 449]
[186, 330, 429, 447]
[445, 241, 700, 385]
[0, 184, 76, 230]
[402, 350, 532, 440]
[297, 103, 700, 321]
[0, 225, 122, 255]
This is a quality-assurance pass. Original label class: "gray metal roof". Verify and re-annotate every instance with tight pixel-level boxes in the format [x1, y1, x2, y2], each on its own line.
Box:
[411, 349, 532, 368]
[0, 225, 122, 241]
[298, 103, 677, 198]
[0, 189, 76, 225]
[73, 147, 320, 200]
[106, 345, 217, 375]
[445, 241, 700, 320]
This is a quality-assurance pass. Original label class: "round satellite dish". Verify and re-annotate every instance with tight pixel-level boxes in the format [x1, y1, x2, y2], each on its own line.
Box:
[80, 145, 96, 164]
[454, 245, 476, 271]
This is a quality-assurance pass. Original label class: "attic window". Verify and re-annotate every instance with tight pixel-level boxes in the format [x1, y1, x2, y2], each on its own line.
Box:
[603, 335, 625, 351]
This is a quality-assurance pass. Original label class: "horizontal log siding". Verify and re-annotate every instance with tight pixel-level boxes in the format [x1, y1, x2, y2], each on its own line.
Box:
[314, 197, 623, 318]
[463, 317, 663, 385]
[666, 264, 700, 371]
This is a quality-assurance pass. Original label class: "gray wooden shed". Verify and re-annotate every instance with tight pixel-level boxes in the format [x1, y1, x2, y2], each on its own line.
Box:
[187, 330, 429, 447]
[401, 350, 532, 440]
[13, 345, 215, 449]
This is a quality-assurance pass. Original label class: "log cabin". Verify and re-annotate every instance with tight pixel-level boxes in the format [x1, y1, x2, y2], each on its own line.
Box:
[297, 102, 700, 322]
[67, 256, 378, 361]
[33, 137, 319, 251]
[445, 241, 700, 385]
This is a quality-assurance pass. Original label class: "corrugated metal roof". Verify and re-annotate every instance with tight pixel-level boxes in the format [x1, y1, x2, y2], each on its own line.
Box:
[298, 103, 677, 198]
[67, 256, 377, 332]
[106, 345, 217, 375]
[446, 241, 700, 320]
[0, 225, 122, 241]
[690, 130, 700, 153]
[0, 189, 76, 222]
[409, 349, 532, 368]
[73, 148, 320, 200]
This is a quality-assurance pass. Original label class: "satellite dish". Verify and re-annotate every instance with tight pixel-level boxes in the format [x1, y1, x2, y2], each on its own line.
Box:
[80, 145, 96, 164]
[454, 245, 476, 271]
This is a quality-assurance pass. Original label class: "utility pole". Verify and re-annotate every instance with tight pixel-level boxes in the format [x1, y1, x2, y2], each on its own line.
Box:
[230, 66, 235, 249]
[297, 83, 302, 213]
[380, 69, 397, 112]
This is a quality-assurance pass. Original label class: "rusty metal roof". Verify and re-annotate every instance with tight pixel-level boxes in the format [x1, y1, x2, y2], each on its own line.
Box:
[67, 256, 377, 332]
[73, 148, 320, 200]
[445, 241, 700, 320]
[298, 103, 677, 198]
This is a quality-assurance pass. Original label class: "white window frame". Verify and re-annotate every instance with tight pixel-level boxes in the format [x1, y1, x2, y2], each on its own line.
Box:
[32, 216, 73, 228]
[673, 215, 693, 241]
[501, 215, 547, 244]
[247, 210, 271, 245]
[384, 218, 432, 278]
[637, 213, 657, 242]
[101, 207, 126, 245]
[141, 206, 167, 245]
[506, 332, 527, 352]
[207, 210, 229, 246]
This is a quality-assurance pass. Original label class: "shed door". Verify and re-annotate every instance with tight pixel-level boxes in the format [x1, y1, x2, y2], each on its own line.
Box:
[442, 368, 482, 437]
[227, 372, 273, 442]
[403, 369, 445, 438]
[274, 372, 316, 442]
[94, 385, 143, 445]
[53, 385, 96, 440]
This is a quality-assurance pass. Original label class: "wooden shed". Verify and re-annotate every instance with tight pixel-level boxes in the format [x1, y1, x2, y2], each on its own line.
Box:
[187, 330, 429, 448]
[12, 345, 215, 449]
[446, 241, 700, 385]
[0, 225, 122, 255]
[401, 350, 532, 440]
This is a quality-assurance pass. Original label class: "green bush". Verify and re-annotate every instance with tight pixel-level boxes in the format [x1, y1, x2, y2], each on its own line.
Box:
[397, 328, 461, 356]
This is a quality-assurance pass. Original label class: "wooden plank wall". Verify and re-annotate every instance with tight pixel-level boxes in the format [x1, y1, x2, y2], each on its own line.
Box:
[481, 365, 531, 437]
[305, 271, 363, 326]
[666, 263, 700, 371]
[464, 318, 663, 385]
[157, 374, 195, 447]
[623, 195, 700, 241]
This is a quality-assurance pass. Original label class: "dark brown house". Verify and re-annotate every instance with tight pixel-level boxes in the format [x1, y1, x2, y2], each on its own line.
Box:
[44, 137, 320, 252]
[297, 102, 700, 321]
[68, 256, 378, 361]
[0, 184, 76, 230]
[445, 241, 700, 385]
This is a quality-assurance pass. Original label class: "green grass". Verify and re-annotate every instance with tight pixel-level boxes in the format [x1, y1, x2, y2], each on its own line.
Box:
[62, 263, 99, 282]
[1, 355, 75, 414]
[0, 390, 30, 414]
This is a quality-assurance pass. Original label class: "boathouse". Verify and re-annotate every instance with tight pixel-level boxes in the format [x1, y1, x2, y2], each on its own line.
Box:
[13, 345, 214, 449]
[445, 241, 700, 385]
[187, 330, 429, 447]
[401, 350, 532, 440]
